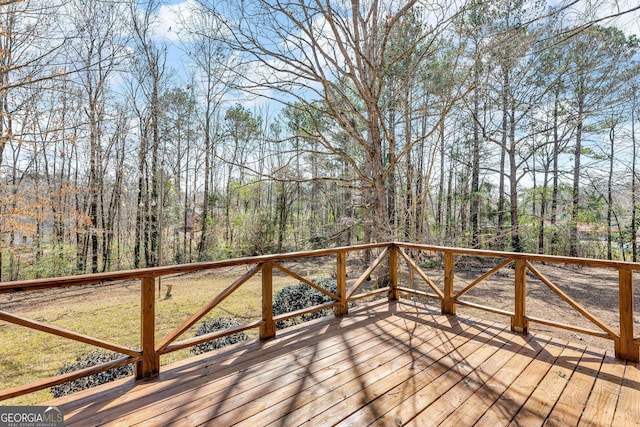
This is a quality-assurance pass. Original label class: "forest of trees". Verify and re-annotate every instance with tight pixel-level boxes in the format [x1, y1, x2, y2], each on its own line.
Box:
[1, 0, 639, 281]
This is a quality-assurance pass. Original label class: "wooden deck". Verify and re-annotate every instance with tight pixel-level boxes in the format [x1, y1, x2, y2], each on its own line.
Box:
[47, 300, 640, 427]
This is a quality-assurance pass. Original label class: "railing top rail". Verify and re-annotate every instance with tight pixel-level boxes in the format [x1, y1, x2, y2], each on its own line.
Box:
[2, 241, 638, 294]
[395, 242, 640, 270]
[0, 243, 390, 294]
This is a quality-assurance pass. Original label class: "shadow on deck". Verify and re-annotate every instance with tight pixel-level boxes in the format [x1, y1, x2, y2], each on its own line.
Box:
[47, 300, 640, 426]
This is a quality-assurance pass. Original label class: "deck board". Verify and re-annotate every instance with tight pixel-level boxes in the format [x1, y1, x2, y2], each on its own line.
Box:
[342, 325, 511, 426]
[577, 355, 626, 427]
[237, 315, 459, 427]
[611, 361, 640, 425]
[45, 300, 640, 427]
[473, 337, 568, 426]
[508, 341, 586, 426]
[396, 328, 528, 427]
[296, 319, 502, 426]
[145, 310, 434, 426]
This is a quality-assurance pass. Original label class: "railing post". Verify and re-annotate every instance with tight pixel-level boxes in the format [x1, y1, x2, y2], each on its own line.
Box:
[137, 275, 158, 379]
[260, 261, 276, 340]
[616, 267, 639, 362]
[334, 251, 348, 316]
[441, 251, 456, 315]
[511, 258, 529, 334]
[389, 245, 399, 301]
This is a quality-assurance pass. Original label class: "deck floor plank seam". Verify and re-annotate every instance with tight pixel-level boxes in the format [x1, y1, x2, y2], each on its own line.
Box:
[156, 311, 492, 426]
[228, 314, 454, 427]
[296, 321, 505, 426]
[387, 329, 535, 427]
[610, 361, 640, 425]
[38, 301, 638, 427]
[472, 337, 571, 426]
[543, 347, 606, 427]
[508, 341, 587, 426]
[57, 301, 398, 411]
[132, 312, 444, 426]
[577, 354, 627, 427]
[436, 333, 553, 427]
[66, 308, 420, 426]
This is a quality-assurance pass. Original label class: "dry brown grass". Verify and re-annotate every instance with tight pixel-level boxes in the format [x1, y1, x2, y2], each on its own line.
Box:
[0, 260, 335, 406]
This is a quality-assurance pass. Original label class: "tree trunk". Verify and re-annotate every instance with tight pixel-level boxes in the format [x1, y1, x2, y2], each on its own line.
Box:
[632, 107, 638, 262]
[538, 149, 550, 254]
[550, 84, 560, 252]
[470, 59, 481, 248]
[607, 123, 615, 260]
[134, 129, 147, 269]
[436, 123, 445, 231]
[570, 81, 585, 258]
[198, 113, 212, 260]
[509, 103, 521, 253]
[497, 73, 508, 251]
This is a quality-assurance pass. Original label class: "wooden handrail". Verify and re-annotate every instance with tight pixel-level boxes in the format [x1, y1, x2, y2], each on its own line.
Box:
[394, 243, 638, 361]
[524, 261, 617, 339]
[0, 243, 390, 294]
[395, 242, 640, 270]
[0, 356, 139, 402]
[160, 320, 265, 355]
[348, 287, 391, 301]
[396, 286, 441, 301]
[273, 301, 338, 323]
[1, 241, 638, 403]
[453, 258, 513, 300]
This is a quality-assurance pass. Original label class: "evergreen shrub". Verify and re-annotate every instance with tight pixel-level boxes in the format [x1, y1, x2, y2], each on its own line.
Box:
[190, 317, 248, 355]
[51, 351, 133, 398]
[272, 278, 337, 329]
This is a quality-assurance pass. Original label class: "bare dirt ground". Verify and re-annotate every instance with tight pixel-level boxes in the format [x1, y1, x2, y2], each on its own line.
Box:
[1, 256, 638, 355]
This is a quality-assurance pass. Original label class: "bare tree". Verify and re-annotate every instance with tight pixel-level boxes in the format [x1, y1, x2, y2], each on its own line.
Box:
[180, 1, 236, 259]
[564, 26, 633, 256]
[204, 0, 464, 245]
[128, 0, 167, 268]
[64, 0, 129, 273]
[0, 1, 76, 168]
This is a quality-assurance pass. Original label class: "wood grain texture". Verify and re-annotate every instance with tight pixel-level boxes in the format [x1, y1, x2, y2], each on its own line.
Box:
[42, 300, 639, 427]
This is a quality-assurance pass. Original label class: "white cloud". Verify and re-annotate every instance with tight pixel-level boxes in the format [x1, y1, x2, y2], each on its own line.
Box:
[152, 0, 199, 42]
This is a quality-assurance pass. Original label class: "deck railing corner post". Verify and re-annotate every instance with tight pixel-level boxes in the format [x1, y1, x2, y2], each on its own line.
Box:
[441, 251, 456, 315]
[511, 258, 529, 335]
[616, 267, 639, 362]
[136, 275, 158, 379]
[334, 251, 348, 316]
[260, 261, 276, 340]
[389, 244, 399, 301]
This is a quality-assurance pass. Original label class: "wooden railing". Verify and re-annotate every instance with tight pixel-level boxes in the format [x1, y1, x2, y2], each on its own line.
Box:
[395, 243, 640, 364]
[0, 242, 638, 402]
